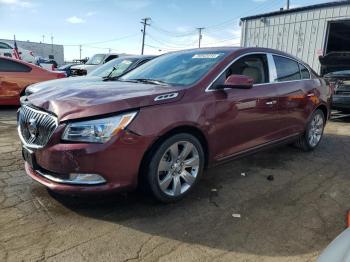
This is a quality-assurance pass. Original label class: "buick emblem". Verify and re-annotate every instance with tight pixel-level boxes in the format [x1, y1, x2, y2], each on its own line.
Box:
[28, 118, 38, 138]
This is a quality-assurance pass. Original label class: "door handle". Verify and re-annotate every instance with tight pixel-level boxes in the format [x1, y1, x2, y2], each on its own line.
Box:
[266, 100, 277, 105]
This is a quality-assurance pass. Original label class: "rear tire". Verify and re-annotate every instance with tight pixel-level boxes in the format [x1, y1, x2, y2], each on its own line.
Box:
[145, 133, 204, 203]
[295, 109, 325, 151]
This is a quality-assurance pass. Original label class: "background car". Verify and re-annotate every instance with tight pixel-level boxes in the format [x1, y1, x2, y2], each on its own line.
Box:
[88, 55, 155, 78]
[0, 57, 66, 105]
[0, 41, 35, 63]
[70, 53, 128, 76]
[320, 52, 350, 112]
[318, 228, 350, 262]
[25, 55, 155, 95]
[35, 56, 58, 71]
[55, 63, 80, 77]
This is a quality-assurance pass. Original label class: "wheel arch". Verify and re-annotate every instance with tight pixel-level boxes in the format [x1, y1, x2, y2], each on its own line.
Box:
[137, 125, 210, 187]
[315, 104, 329, 122]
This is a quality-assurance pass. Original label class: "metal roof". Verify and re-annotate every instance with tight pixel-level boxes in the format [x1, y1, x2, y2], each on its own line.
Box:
[241, 0, 350, 21]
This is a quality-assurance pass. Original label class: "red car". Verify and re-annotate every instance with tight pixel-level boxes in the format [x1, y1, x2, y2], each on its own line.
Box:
[18, 47, 331, 202]
[0, 57, 65, 105]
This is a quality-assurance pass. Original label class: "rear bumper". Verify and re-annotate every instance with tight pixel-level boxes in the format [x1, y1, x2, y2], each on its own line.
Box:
[332, 95, 350, 110]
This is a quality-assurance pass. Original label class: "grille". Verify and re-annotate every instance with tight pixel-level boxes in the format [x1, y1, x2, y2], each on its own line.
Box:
[18, 105, 58, 148]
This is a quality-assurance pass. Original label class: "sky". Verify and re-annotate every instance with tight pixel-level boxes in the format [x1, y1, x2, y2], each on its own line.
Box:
[0, 0, 333, 61]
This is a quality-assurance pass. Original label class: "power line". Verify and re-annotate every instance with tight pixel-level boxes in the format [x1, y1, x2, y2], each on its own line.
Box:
[62, 34, 139, 47]
[150, 23, 197, 37]
[147, 33, 197, 48]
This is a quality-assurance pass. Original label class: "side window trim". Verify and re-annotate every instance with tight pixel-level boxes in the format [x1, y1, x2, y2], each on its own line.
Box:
[267, 53, 277, 83]
[205, 52, 312, 92]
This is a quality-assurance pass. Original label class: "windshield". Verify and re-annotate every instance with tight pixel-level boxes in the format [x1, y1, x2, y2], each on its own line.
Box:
[86, 54, 106, 65]
[89, 58, 137, 78]
[120, 50, 229, 86]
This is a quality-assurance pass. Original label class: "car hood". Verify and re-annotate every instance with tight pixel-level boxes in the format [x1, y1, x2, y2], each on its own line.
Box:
[318, 228, 350, 262]
[26, 81, 185, 122]
[26, 76, 101, 94]
[71, 64, 97, 70]
[324, 70, 350, 79]
[319, 52, 350, 76]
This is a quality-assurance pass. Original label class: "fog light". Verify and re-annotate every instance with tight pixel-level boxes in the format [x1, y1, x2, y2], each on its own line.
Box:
[68, 173, 106, 185]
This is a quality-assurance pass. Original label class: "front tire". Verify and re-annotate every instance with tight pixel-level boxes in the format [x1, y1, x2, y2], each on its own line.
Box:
[295, 109, 325, 151]
[146, 133, 205, 203]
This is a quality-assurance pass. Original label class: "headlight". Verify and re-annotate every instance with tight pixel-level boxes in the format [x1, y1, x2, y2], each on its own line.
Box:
[62, 112, 137, 143]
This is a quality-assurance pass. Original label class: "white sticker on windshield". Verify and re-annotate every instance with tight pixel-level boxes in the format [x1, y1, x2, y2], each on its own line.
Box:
[121, 60, 132, 65]
[192, 53, 222, 59]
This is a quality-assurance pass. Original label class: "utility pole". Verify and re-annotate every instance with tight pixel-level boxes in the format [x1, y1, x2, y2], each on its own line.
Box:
[51, 35, 54, 54]
[79, 45, 82, 60]
[197, 27, 204, 48]
[140, 17, 151, 55]
[286, 0, 290, 10]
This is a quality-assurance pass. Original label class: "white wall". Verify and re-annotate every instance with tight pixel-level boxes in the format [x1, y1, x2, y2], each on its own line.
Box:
[0, 39, 64, 66]
[241, 4, 350, 73]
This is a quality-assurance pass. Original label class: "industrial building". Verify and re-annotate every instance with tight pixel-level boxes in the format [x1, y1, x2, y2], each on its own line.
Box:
[0, 39, 64, 65]
[240, 1, 350, 74]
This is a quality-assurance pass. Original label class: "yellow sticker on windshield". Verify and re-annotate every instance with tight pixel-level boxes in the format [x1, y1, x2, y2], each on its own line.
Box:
[192, 54, 222, 59]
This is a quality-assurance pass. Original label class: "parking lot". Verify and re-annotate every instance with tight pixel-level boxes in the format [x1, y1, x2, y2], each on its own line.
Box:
[0, 107, 349, 262]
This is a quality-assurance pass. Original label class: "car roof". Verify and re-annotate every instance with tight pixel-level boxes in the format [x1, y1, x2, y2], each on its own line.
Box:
[174, 46, 295, 57]
[0, 56, 47, 71]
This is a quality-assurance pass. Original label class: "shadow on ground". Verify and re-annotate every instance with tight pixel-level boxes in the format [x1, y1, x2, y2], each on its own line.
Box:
[50, 126, 350, 257]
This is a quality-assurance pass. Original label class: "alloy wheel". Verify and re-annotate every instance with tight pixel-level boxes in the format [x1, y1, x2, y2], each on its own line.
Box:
[308, 113, 324, 147]
[157, 141, 200, 197]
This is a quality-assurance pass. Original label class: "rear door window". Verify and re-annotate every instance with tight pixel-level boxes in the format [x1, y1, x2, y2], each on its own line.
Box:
[299, 63, 310, 79]
[0, 58, 31, 72]
[0, 43, 11, 49]
[273, 55, 301, 82]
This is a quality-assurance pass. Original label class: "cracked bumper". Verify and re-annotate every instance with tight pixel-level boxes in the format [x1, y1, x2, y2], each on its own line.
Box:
[24, 130, 154, 194]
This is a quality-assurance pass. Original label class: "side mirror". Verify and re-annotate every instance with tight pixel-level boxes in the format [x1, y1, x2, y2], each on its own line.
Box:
[223, 74, 254, 89]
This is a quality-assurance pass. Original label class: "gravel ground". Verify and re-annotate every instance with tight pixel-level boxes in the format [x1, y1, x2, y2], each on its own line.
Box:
[0, 107, 350, 262]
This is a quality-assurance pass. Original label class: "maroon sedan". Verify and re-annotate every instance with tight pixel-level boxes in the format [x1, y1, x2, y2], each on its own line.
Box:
[18, 47, 331, 202]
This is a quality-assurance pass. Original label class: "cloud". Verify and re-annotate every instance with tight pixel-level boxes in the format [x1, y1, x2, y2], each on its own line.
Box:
[66, 16, 86, 24]
[0, 0, 33, 8]
[114, 0, 152, 10]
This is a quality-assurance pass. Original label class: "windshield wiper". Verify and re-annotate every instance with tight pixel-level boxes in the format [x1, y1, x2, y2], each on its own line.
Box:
[130, 78, 169, 86]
